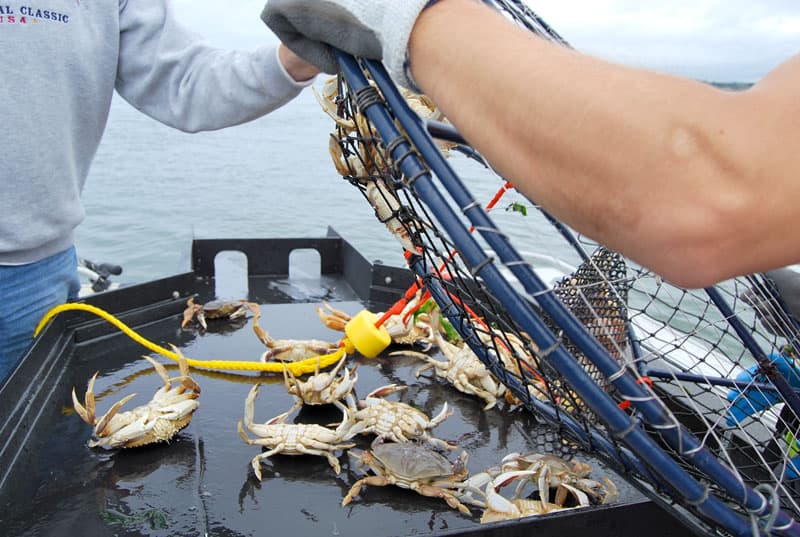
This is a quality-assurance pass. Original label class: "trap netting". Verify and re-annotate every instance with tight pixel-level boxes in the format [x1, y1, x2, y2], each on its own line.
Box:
[311, 4, 800, 536]
[316, 69, 800, 537]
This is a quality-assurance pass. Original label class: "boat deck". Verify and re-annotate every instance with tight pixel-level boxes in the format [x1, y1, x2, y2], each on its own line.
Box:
[0, 233, 691, 536]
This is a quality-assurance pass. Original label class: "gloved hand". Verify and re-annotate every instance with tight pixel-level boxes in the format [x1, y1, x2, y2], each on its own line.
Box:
[262, 0, 432, 88]
[740, 266, 800, 336]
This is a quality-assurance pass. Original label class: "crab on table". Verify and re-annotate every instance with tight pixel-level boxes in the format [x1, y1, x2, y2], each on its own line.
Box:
[397, 312, 506, 411]
[250, 304, 339, 362]
[316, 293, 434, 350]
[495, 452, 618, 507]
[342, 438, 472, 514]
[460, 451, 618, 523]
[71, 346, 200, 449]
[282, 353, 358, 416]
[339, 383, 454, 451]
[473, 470, 581, 523]
[237, 384, 356, 481]
[181, 297, 259, 329]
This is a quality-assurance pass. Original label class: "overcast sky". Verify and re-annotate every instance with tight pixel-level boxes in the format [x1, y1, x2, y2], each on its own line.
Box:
[173, 0, 800, 82]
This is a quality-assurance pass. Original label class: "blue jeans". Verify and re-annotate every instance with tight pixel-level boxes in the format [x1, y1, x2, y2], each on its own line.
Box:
[0, 246, 80, 382]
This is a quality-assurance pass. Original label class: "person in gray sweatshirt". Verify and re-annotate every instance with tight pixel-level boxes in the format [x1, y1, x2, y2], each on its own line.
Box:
[0, 1, 319, 381]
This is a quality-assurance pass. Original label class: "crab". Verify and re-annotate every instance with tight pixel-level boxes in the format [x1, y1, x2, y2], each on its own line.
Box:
[316, 293, 434, 350]
[71, 347, 200, 449]
[365, 178, 423, 253]
[282, 354, 358, 415]
[454, 452, 616, 523]
[342, 439, 472, 514]
[494, 452, 618, 506]
[474, 470, 582, 523]
[250, 304, 340, 362]
[316, 74, 456, 155]
[399, 313, 506, 410]
[339, 384, 454, 450]
[237, 384, 356, 481]
[181, 297, 258, 329]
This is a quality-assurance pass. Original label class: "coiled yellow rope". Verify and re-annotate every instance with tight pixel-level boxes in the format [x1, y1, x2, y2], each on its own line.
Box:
[34, 303, 347, 375]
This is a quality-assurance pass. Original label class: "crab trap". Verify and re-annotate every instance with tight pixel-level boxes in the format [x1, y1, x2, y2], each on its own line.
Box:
[308, 2, 800, 536]
[0, 234, 689, 537]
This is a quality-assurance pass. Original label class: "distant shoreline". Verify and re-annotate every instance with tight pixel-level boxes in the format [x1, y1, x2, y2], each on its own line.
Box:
[707, 81, 754, 91]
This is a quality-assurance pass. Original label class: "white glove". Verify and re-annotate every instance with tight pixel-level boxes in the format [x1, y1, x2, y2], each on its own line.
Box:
[262, 0, 432, 88]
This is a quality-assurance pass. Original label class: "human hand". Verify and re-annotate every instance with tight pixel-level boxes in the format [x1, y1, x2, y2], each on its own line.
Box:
[262, 0, 431, 87]
[278, 44, 319, 82]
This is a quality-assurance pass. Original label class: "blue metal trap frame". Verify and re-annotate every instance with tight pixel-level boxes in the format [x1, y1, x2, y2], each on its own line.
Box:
[331, 51, 800, 537]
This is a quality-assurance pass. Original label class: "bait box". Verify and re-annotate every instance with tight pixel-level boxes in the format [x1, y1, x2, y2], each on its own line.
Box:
[0, 231, 691, 536]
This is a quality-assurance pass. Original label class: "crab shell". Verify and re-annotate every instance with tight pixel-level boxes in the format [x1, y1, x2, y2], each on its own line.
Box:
[71, 348, 200, 449]
[250, 303, 339, 362]
[237, 383, 356, 481]
[496, 452, 618, 506]
[181, 297, 257, 329]
[405, 322, 506, 411]
[282, 354, 358, 415]
[340, 384, 454, 450]
[343, 440, 471, 514]
[479, 471, 578, 523]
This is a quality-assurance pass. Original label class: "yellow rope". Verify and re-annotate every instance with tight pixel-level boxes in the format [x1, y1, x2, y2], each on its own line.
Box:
[34, 303, 347, 374]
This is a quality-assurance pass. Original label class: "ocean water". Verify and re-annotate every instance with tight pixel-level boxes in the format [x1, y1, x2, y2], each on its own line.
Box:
[76, 83, 579, 286]
[76, 86, 396, 284]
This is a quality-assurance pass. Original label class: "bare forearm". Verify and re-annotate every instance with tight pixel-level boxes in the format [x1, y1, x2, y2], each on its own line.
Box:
[409, 0, 800, 287]
[279, 44, 319, 82]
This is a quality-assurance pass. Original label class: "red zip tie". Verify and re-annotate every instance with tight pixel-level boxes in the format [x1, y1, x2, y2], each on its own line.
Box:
[375, 183, 516, 330]
[402, 289, 432, 324]
[618, 377, 654, 410]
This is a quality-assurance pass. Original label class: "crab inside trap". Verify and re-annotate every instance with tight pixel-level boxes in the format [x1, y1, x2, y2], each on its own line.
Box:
[0, 232, 689, 537]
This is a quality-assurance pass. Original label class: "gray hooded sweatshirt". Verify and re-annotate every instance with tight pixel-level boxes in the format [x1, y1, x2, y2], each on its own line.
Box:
[0, 0, 310, 265]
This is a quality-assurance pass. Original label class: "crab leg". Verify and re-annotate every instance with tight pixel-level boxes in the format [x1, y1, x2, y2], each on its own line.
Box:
[181, 297, 204, 328]
[342, 475, 390, 507]
[413, 483, 471, 515]
[71, 372, 99, 425]
[555, 483, 590, 508]
[364, 383, 407, 400]
[316, 302, 352, 331]
[93, 393, 138, 437]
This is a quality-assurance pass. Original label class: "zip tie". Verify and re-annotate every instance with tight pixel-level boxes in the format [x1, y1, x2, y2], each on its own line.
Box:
[748, 484, 781, 536]
[618, 377, 654, 410]
[354, 85, 382, 111]
[470, 256, 495, 277]
[613, 418, 640, 440]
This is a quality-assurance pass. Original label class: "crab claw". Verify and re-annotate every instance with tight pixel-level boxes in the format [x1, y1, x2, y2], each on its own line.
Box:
[480, 477, 523, 523]
[492, 469, 538, 490]
[365, 383, 407, 400]
[555, 483, 590, 508]
[72, 371, 99, 425]
[94, 393, 138, 437]
[428, 402, 452, 427]
[316, 302, 351, 331]
[181, 297, 204, 329]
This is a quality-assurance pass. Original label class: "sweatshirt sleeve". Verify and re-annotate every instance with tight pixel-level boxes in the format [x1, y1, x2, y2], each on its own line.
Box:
[115, 0, 312, 133]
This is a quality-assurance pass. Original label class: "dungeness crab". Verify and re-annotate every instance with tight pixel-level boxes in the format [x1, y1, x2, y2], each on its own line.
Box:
[282, 354, 358, 416]
[339, 383, 454, 450]
[181, 297, 258, 329]
[251, 304, 339, 362]
[237, 384, 355, 481]
[71, 347, 200, 449]
[342, 439, 472, 514]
